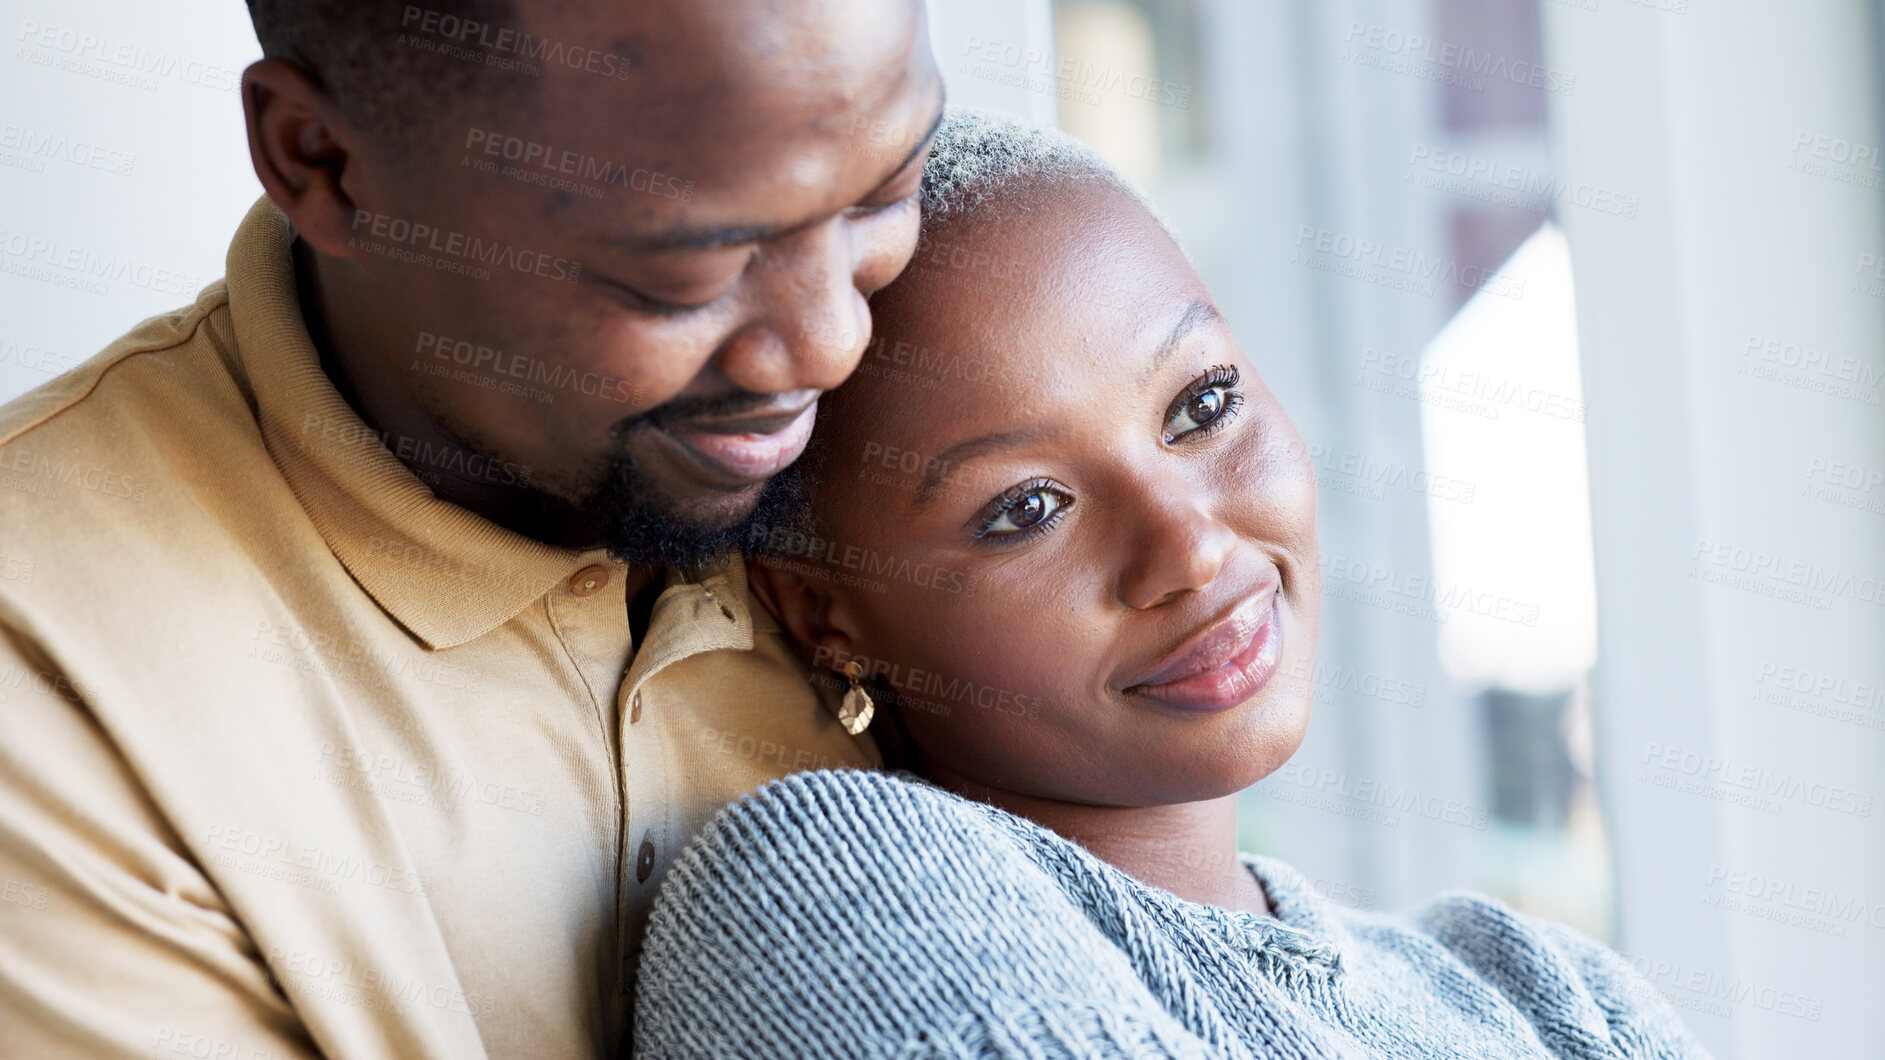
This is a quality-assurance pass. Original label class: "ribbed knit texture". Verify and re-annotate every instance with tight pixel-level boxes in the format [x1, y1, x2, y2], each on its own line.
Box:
[632, 769, 1715, 1060]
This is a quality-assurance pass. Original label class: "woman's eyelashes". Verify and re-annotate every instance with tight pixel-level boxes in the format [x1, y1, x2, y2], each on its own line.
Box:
[966, 368, 1247, 546]
[970, 476, 1074, 545]
[1163, 364, 1244, 444]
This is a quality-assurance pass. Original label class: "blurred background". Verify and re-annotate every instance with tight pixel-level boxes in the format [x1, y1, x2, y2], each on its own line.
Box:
[3, 1, 1883, 1055]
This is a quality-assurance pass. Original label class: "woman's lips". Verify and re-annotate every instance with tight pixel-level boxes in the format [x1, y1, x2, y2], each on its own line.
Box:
[1125, 592, 1284, 714]
[654, 402, 818, 486]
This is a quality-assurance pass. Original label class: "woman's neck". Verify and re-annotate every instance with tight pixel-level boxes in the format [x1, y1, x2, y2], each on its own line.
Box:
[919, 761, 1275, 918]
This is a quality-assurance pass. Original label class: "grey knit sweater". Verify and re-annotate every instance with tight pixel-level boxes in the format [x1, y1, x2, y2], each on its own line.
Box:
[631, 768, 1714, 1059]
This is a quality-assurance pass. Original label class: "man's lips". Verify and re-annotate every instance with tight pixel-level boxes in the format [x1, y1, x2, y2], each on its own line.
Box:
[653, 400, 818, 486]
[1124, 590, 1284, 714]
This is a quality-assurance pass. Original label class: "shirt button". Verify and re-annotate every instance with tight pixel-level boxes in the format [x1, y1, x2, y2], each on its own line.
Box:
[569, 564, 610, 596]
[636, 835, 656, 883]
[630, 691, 643, 724]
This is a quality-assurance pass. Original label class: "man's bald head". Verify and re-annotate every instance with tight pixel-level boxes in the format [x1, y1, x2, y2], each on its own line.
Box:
[245, 0, 527, 159]
[246, 0, 933, 169]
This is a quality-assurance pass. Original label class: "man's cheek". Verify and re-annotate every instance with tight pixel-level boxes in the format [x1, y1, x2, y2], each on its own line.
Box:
[595, 329, 720, 422]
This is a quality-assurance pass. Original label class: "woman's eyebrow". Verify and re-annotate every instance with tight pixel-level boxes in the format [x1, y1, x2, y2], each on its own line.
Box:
[911, 427, 1060, 511]
[1140, 299, 1224, 386]
[905, 302, 1222, 513]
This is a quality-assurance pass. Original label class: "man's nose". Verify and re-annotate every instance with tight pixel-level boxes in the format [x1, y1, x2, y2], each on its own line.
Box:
[713, 218, 871, 396]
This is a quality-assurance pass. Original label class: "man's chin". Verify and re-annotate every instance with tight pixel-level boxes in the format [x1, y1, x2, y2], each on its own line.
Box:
[586, 457, 808, 570]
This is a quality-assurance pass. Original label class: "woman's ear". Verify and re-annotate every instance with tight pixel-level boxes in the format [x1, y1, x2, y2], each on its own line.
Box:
[747, 555, 913, 767]
[745, 556, 862, 669]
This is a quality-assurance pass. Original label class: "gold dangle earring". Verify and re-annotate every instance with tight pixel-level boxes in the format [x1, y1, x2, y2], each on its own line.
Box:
[838, 660, 875, 735]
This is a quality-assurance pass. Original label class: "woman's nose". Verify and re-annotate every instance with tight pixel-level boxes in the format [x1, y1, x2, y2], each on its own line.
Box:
[1116, 489, 1239, 611]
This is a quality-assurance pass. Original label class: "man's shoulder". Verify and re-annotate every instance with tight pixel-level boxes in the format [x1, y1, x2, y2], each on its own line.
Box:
[0, 282, 281, 575]
[0, 281, 238, 451]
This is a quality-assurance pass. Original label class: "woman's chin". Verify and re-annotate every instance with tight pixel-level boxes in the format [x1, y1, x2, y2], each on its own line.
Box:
[1092, 726, 1313, 807]
[1144, 754, 1301, 806]
[1153, 691, 1314, 802]
[1038, 682, 1314, 806]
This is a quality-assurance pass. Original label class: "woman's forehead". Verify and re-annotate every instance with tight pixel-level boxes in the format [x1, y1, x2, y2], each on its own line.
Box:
[876, 185, 1201, 391]
[808, 184, 1210, 497]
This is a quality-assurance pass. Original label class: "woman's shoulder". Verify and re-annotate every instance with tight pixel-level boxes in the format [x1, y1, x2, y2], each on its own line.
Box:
[745, 764, 963, 810]
[1241, 851, 1616, 974]
[697, 766, 1007, 856]
[635, 769, 1224, 1059]
[1359, 880, 1632, 993]
[1247, 857, 1710, 1057]
[650, 767, 1073, 931]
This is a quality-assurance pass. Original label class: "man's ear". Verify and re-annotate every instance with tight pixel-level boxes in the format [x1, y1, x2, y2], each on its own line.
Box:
[745, 556, 864, 671]
[240, 57, 369, 260]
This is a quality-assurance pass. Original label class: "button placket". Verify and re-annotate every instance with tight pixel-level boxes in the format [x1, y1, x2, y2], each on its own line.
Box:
[612, 572, 754, 990]
[538, 556, 638, 1006]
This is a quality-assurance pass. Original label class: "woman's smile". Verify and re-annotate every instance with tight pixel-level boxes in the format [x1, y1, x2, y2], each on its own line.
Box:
[1123, 589, 1284, 714]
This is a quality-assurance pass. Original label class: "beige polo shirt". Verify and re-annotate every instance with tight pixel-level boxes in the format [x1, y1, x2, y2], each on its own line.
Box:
[0, 197, 877, 1060]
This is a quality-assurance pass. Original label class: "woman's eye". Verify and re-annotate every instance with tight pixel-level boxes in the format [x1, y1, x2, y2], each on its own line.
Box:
[997, 490, 1056, 530]
[972, 479, 1073, 542]
[1164, 365, 1245, 443]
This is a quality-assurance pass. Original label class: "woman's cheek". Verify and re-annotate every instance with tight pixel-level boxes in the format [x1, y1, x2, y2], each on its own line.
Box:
[918, 609, 1052, 723]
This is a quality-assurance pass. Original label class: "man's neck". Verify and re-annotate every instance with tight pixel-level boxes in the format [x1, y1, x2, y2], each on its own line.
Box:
[921, 761, 1274, 918]
[291, 238, 609, 553]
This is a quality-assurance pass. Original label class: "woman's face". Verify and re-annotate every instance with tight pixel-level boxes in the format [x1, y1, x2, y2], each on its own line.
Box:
[770, 180, 1320, 807]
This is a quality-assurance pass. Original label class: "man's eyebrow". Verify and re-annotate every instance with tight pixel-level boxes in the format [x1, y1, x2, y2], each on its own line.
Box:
[606, 99, 946, 256]
[885, 101, 946, 187]
[1142, 299, 1225, 384]
[911, 426, 1056, 512]
[610, 219, 790, 256]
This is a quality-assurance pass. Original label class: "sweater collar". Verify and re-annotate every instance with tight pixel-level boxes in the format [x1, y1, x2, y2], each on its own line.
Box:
[1134, 853, 1347, 978]
[1231, 854, 1348, 974]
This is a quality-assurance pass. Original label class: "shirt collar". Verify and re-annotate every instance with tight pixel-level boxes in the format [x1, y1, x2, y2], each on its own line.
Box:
[224, 196, 688, 650]
[624, 552, 772, 697]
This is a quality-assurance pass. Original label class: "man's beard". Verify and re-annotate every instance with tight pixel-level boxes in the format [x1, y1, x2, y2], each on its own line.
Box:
[582, 443, 812, 571]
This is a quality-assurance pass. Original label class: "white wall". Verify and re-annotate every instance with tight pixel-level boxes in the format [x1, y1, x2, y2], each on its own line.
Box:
[928, 0, 1060, 126]
[0, 3, 263, 401]
[0, 0, 1057, 405]
[1543, 2, 1885, 1055]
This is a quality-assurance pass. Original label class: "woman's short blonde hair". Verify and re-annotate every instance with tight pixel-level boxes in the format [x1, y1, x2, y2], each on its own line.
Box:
[917, 106, 1177, 243]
